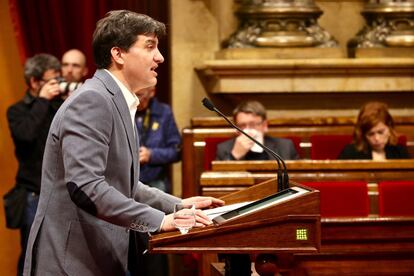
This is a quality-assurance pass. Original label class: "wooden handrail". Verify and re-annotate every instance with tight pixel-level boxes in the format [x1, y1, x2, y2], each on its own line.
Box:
[211, 159, 414, 172]
[191, 115, 414, 128]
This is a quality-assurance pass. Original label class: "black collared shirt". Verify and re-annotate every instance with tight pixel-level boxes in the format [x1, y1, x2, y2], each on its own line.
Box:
[7, 91, 63, 193]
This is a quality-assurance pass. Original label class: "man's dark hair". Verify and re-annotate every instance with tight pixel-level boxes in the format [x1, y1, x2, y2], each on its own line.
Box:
[24, 53, 61, 85]
[233, 100, 267, 121]
[93, 10, 166, 69]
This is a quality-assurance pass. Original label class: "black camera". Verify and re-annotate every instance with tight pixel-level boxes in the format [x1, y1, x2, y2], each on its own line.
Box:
[56, 77, 82, 95]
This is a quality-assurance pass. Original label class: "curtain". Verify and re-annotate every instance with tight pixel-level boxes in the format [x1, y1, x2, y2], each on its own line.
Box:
[9, 0, 170, 103]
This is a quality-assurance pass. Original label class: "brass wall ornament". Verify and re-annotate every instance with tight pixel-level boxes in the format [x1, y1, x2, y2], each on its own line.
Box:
[349, 0, 414, 48]
[223, 0, 338, 48]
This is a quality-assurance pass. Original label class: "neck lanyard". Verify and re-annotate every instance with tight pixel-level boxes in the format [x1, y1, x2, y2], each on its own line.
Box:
[137, 108, 151, 144]
[142, 108, 151, 132]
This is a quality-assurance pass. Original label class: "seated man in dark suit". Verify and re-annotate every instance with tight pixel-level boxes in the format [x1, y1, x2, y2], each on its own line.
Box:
[216, 100, 299, 161]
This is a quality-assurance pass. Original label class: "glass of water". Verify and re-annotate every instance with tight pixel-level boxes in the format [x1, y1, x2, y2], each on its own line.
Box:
[173, 203, 196, 234]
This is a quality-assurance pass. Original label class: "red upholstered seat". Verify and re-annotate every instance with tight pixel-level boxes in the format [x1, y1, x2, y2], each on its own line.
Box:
[203, 137, 230, 170]
[398, 135, 407, 146]
[301, 181, 370, 217]
[285, 136, 302, 158]
[310, 134, 407, 160]
[378, 180, 414, 216]
[310, 134, 352, 160]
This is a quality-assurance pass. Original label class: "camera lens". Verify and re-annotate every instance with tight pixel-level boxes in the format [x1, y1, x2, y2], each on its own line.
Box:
[56, 77, 82, 95]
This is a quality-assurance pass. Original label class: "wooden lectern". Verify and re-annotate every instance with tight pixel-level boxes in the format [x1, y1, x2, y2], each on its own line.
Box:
[149, 179, 321, 276]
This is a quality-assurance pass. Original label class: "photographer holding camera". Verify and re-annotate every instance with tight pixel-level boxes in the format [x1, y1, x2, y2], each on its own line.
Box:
[5, 53, 63, 276]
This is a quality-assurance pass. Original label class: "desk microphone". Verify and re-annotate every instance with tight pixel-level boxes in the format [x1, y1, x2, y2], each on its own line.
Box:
[202, 98, 289, 191]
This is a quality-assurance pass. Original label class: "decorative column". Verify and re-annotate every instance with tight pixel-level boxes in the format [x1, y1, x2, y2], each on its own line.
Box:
[223, 0, 338, 48]
[348, 0, 414, 56]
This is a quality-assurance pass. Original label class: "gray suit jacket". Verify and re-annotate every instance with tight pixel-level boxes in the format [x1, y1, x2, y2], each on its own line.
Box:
[24, 70, 181, 276]
[216, 136, 299, 161]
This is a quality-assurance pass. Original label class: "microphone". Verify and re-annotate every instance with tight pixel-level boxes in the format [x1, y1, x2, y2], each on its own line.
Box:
[202, 98, 289, 191]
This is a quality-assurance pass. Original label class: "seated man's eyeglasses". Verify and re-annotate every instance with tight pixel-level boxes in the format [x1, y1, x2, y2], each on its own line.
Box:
[236, 121, 264, 129]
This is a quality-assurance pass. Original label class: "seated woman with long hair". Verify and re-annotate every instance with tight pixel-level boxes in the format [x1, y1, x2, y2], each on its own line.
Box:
[338, 101, 411, 160]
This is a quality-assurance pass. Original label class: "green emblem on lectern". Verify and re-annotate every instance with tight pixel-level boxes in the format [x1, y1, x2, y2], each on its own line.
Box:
[296, 228, 308, 240]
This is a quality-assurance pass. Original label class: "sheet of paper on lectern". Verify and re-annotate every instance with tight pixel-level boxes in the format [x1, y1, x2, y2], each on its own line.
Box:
[203, 201, 252, 221]
[211, 186, 311, 225]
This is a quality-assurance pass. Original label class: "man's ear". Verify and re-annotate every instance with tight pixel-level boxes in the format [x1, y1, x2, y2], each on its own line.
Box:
[29, 77, 40, 91]
[110, 47, 124, 65]
[82, 67, 89, 77]
[263, 120, 269, 132]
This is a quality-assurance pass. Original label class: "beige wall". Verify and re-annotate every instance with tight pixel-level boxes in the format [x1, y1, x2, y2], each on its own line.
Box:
[170, 0, 368, 129]
[170, 0, 230, 195]
[170, 0, 221, 130]
[317, 0, 365, 57]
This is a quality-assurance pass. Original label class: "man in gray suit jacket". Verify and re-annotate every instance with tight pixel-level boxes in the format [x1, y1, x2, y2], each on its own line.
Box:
[24, 10, 223, 276]
[216, 101, 299, 161]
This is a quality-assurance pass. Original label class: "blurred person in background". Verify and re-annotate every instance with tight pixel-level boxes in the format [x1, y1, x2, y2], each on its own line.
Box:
[134, 85, 181, 276]
[338, 101, 411, 160]
[216, 100, 299, 161]
[135, 85, 181, 194]
[61, 48, 88, 83]
[6, 53, 62, 276]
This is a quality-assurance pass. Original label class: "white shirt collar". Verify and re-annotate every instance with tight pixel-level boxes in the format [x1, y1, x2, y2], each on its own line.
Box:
[104, 69, 139, 132]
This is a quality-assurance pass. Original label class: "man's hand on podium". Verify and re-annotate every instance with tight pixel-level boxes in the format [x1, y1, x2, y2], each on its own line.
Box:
[182, 196, 225, 209]
[160, 196, 225, 232]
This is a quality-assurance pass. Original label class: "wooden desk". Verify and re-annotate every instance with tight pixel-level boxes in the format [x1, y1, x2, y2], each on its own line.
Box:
[200, 160, 414, 215]
[210, 217, 414, 275]
[289, 217, 414, 275]
[158, 174, 414, 275]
